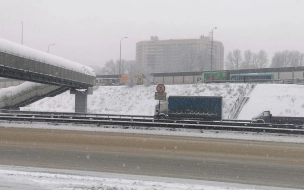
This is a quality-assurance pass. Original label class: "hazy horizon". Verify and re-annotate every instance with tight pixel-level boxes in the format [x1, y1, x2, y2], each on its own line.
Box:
[0, 0, 303, 69]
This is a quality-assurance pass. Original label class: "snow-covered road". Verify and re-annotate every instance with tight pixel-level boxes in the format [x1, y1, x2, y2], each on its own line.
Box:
[1, 123, 304, 189]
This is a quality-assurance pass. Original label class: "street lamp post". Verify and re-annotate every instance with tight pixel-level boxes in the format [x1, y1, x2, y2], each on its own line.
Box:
[210, 27, 217, 81]
[119, 37, 128, 84]
[47, 44, 55, 53]
[210, 27, 217, 72]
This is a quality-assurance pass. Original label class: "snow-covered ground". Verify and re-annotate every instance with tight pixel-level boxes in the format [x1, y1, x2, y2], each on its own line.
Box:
[0, 165, 295, 190]
[238, 84, 304, 119]
[21, 83, 246, 119]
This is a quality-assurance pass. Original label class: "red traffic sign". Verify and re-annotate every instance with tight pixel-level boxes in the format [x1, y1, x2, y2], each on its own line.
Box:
[156, 84, 165, 93]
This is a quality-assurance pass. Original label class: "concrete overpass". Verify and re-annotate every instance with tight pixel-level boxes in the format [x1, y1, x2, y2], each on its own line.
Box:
[0, 38, 96, 112]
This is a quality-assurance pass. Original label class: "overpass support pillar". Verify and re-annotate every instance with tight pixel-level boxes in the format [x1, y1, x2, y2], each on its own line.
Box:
[70, 87, 93, 113]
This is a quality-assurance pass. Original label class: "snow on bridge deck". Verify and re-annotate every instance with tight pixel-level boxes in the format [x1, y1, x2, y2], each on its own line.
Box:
[0, 38, 95, 76]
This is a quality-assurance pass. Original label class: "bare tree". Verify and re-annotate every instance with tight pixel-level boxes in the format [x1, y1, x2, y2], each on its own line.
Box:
[289, 51, 304, 66]
[141, 66, 152, 86]
[271, 50, 304, 68]
[252, 50, 268, 68]
[241, 50, 253, 69]
[100, 60, 118, 74]
[225, 49, 242, 69]
[126, 63, 137, 87]
[125, 62, 148, 87]
[300, 53, 304, 66]
[122, 60, 135, 74]
[225, 52, 235, 70]
[100, 59, 131, 75]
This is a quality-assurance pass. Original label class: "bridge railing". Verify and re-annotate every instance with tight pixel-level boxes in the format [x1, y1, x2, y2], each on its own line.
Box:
[0, 50, 95, 87]
[0, 83, 62, 108]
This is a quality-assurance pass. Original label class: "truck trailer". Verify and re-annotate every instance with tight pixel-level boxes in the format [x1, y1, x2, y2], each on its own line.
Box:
[155, 96, 222, 120]
[252, 111, 304, 126]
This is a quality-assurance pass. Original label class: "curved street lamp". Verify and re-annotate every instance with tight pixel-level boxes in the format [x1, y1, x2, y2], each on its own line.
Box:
[119, 37, 128, 84]
[47, 44, 55, 53]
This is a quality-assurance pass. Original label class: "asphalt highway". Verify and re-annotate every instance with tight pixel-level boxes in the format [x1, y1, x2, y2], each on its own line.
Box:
[0, 127, 304, 188]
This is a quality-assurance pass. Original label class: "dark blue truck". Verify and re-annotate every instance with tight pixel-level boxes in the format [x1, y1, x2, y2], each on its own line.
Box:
[155, 96, 222, 120]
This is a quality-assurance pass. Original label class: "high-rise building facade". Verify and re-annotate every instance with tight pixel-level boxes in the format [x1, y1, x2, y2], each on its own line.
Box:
[136, 36, 224, 73]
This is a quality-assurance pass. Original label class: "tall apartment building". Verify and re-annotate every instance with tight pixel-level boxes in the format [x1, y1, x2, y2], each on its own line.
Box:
[136, 36, 224, 73]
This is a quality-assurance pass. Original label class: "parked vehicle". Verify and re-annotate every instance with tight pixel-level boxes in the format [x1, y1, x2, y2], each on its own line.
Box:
[121, 74, 144, 85]
[230, 73, 274, 81]
[252, 111, 304, 126]
[203, 71, 229, 82]
[155, 96, 222, 120]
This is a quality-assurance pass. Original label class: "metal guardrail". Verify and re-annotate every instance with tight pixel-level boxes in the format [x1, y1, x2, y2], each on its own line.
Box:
[0, 113, 303, 134]
[0, 109, 155, 119]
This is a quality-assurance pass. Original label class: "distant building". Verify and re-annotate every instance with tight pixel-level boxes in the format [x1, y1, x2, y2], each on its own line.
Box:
[136, 36, 224, 73]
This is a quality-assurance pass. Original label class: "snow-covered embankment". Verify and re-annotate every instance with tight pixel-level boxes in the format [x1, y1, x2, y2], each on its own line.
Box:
[238, 84, 304, 119]
[22, 84, 246, 119]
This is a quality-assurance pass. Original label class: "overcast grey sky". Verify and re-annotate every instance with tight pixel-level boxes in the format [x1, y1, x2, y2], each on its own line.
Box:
[0, 0, 303, 68]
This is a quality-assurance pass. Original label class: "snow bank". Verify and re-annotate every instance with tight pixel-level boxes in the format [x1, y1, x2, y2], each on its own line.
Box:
[0, 166, 291, 190]
[0, 38, 95, 76]
[238, 84, 304, 119]
[22, 83, 246, 118]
